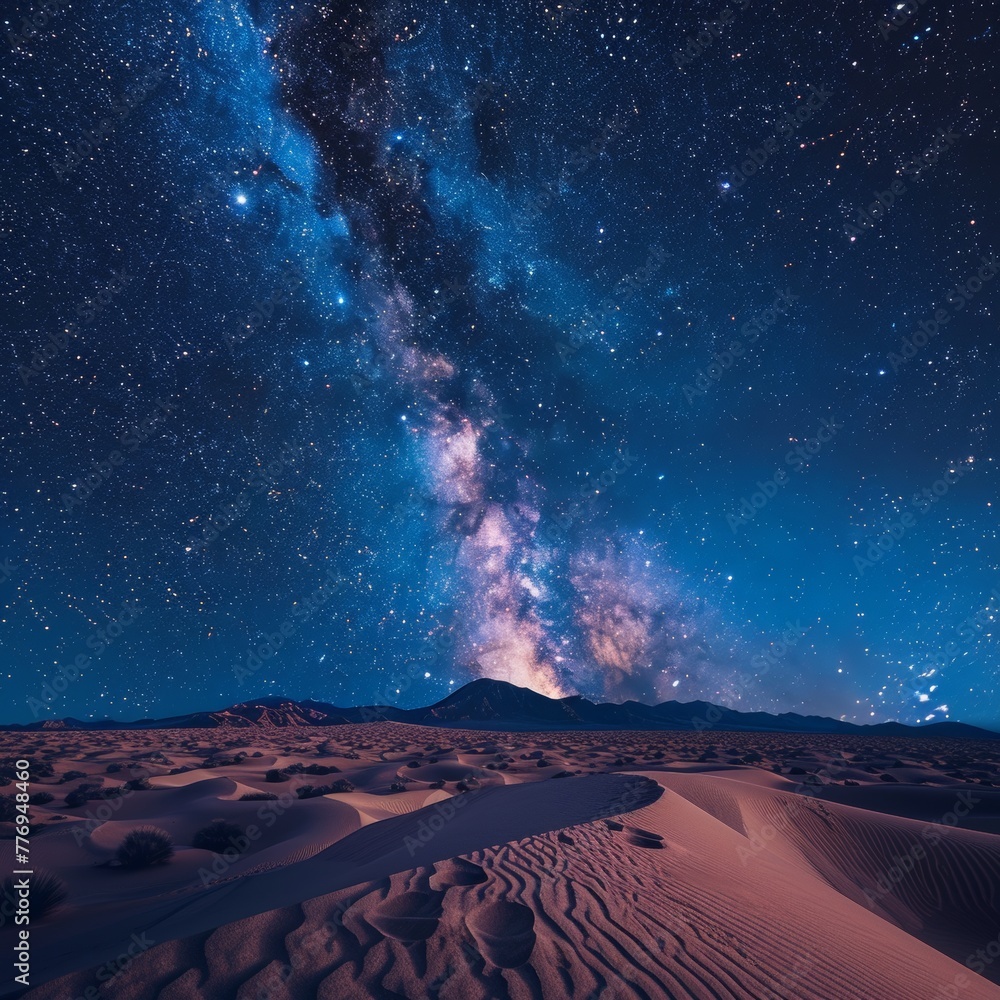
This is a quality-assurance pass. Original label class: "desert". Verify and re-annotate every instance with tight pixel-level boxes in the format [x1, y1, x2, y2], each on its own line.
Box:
[3, 701, 1000, 999]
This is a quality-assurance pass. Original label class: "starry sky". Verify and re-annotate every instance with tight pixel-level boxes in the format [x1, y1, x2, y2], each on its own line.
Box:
[1, 0, 998, 726]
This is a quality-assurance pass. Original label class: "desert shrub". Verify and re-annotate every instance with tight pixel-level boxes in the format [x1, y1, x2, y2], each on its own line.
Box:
[265, 769, 288, 783]
[65, 783, 123, 808]
[28, 792, 54, 805]
[61, 770, 87, 783]
[428, 779, 445, 790]
[304, 763, 338, 775]
[240, 792, 277, 801]
[2, 871, 68, 921]
[296, 779, 354, 798]
[192, 819, 245, 855]
[115, 827, 174, 869]
[106, 763, 123, 774]
[1, 761, 53, 780]
[205, 754, 246, 768]
[388, 782, 407, 793]
[123, 777, 151, 791]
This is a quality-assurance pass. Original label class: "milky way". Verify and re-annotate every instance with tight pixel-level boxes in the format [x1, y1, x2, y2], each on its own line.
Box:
[1, 0, 997, 726]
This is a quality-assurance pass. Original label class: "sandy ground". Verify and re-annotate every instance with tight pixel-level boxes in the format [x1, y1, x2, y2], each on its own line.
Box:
[2, 724, 999, 999]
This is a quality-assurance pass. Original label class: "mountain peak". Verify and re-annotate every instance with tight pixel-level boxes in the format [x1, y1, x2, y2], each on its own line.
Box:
[3, 678, 996, 737]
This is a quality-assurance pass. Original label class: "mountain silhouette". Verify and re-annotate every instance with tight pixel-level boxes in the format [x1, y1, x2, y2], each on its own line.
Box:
[5, 678, 996, 737]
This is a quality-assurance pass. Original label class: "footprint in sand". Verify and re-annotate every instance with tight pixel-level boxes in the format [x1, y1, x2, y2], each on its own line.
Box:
[466, 900, 537, 969]
[429, 858, 488, 890]
[621, 825, 665, 849]
[369, 891, 443, 942]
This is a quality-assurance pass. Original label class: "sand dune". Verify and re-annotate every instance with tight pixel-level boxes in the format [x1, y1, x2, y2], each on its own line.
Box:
[3, 724, 1000, 999]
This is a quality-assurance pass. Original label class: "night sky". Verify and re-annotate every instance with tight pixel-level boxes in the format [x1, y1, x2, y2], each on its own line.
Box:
[2, 0, 998, 726]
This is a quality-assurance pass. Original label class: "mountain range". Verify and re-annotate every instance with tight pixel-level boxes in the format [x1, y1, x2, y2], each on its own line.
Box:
[4, 679, 997, 737]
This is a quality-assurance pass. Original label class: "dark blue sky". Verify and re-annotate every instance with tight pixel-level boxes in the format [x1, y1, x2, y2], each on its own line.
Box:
[1, 0, 997, 725]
